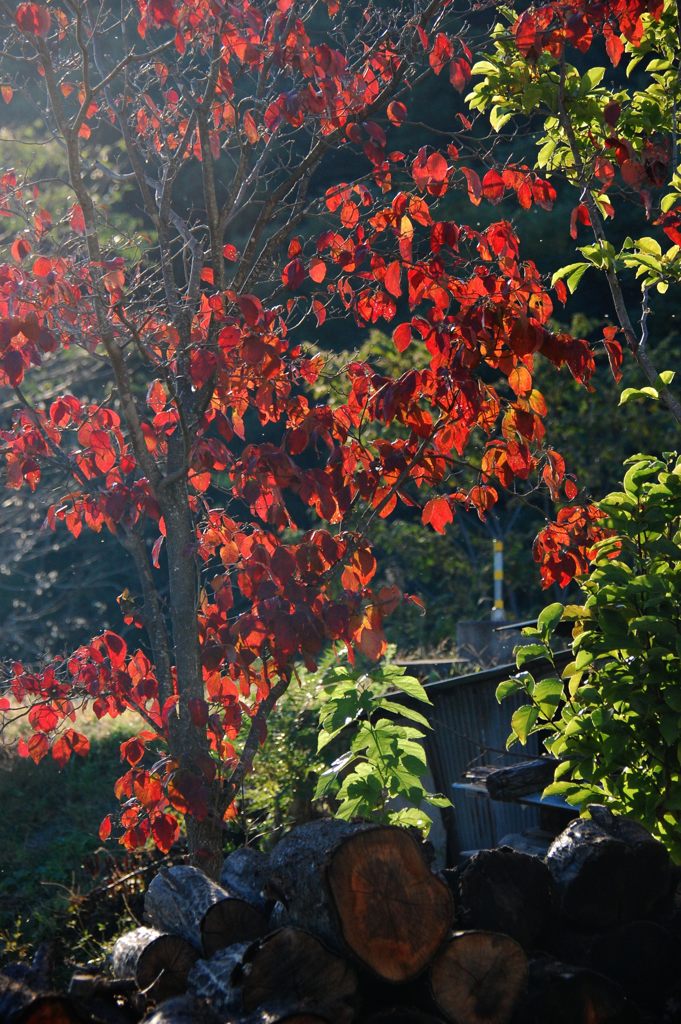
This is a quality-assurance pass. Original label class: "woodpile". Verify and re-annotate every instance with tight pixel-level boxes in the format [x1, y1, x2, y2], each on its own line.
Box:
[3, 812, 681, 1023]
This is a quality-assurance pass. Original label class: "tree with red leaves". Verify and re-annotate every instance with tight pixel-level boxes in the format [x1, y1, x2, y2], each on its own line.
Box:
[0, 0, 632, 874]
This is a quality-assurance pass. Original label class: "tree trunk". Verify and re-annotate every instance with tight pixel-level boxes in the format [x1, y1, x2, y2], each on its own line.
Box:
[112, 926, 199, 1001]
[162, 484, 224, 880]
[428, 931, 528, 1024]
[448, 847, 555, 949]
[268, 820, 454, 982]
[545, 807, 671, 928]
[145, 865, 268, 956]
[187, 927, 357, 1023]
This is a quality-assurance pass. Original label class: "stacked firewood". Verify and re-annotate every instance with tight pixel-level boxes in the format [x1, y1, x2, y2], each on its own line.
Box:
[3, 810, 681, 1024]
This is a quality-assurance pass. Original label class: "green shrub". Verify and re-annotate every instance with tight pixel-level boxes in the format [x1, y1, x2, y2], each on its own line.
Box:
[499, 453, 681, 859]
[242, 649, 447, 842]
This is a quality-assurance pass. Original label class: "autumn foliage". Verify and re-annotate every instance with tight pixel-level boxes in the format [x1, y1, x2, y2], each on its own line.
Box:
[0, 0, 646, 868]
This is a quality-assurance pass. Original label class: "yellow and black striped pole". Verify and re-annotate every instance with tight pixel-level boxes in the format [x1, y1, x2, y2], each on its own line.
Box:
[491, 538, 505, 623]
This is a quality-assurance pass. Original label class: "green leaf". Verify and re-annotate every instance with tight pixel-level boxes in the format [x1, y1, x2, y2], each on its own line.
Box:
[551, 261, 589, 288]
[619, 386, 659, 405]
[537, 602, 564, 639]
[510, 704, 539, 746]
[496, 677, 522, 702]
[394, 674, 430, 704]
[516, 642, 550, 666]
[533, 677, 564, 717]
[377, 699, 432, 730]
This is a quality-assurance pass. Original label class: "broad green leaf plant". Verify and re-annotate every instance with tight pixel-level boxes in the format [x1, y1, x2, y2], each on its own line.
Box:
[499, 453, 681, 858]
[315, 658, 449, 834]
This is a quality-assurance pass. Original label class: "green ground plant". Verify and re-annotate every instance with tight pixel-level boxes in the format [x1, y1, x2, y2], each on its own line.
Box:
[499, 452, 681, 859]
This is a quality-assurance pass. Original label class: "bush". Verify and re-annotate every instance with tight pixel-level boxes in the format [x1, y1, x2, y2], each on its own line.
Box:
[499, 453, 681, 859]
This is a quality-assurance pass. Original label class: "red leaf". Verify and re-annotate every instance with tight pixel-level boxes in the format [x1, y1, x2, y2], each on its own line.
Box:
[28, 705, 59, 733]
[482, 169, 505, 205]
[603, 325, 623, 382]
[386, 101, 407, 126]
[461, 167, 482, 206]
[15, 3, 51, 36]
[422, 496, 454, 534]
[120, 736, 146, 766]
[513, 12, 538, 57]
[429, 33, 453, 75]
[223, 244, 238, 261]
[99, 815, 113, 841]
[151, 813, 180, 854]
[282, 258, 305, 289]
[340, 202, 359, 229]
[621, 159, 646, 188]
[1, 86, 13, 104]
[569, 203, 591, 239]
[237, 294, 263, 326]
[393, 322, 412, 353]
[69, 204, 86, 234]
[508, 364, 532, 396]
[383, 260, 402, 298]
[243, 111, 258, 144]
[426, 152, 448, 184]
[18, 733, 49, 764]
[52, 729, 90, 768]
[449, 58, 471, 92]
[309, 257, 327, 283]
[11, 238, 31, 262]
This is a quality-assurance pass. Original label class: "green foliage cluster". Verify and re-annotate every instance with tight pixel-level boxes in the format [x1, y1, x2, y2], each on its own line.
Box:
[314, 658, 448, 833]
[244, 648, 447, 839]
[499, 453, 681, 859]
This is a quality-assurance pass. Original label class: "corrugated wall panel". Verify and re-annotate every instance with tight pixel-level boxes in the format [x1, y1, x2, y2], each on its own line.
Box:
[424, 673, 545, 854]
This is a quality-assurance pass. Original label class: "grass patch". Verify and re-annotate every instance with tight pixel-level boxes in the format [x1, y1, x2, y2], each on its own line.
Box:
[0, 714, 162, 976]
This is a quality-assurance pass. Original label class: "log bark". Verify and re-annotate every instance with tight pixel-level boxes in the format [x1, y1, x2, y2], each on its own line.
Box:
[141, 995, 205, 1024]
[511, 957, 641, 1024]
[68, 974, 140, 1024]
[588, 920, 678, 1009]
[268, 819, 453, 982]
[545, 807, 671, 929]
[428, 931, 528, 1024]
[188, 927, 356, 1023]
[220, 847, 272, 912]
[485, 760, 559, 802]
[145, 865, 268, 955]
[0, 974, 83, 1024]
[362, 1012, 446, 1023]
[112, 926, 199, 1000]
[449, 848, 554, 949]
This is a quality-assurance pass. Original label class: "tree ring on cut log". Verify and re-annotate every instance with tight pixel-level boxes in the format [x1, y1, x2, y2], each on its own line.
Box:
[241, 927, 357, 1014]
[112, 927, 199, 1001]
[429, 930, 528, 1024]
[326, 827, 453, 982]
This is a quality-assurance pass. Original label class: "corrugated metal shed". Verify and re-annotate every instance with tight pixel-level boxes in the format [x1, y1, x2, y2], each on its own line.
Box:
[423, 650, 572, 857]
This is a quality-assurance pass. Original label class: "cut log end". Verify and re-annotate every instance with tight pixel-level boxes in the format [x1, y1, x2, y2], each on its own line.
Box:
[242, 927, 357, 1014]
[201, 899, 268, 957]
[113, 927, 199, 1002]
[327, 827, 454, 982]
[429, 931, 528, 1024]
